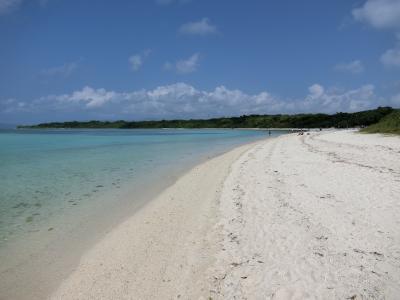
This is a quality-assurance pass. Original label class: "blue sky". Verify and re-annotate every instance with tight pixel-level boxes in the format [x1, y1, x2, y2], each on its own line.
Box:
[0, 0, 400, 123]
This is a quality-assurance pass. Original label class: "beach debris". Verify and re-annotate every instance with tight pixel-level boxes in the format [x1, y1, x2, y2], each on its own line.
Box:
[231, 262, 242, 267]
[353, 248, 366, 254]
[371, 270, 381, 276]
[369, 251, 383, 257]
[314, 252, 324, 257]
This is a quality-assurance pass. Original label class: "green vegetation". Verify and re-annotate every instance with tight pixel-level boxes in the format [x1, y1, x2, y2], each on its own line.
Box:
[361, 110, 400, 135]
[19, 107, 396, 129]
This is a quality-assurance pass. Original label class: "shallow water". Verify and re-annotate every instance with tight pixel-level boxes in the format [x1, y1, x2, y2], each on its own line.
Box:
[0, 128, 286, 299]
[0, 129, 285, 246]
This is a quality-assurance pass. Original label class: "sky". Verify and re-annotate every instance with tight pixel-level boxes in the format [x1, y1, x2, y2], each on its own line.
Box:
[0, 0, 400, 124]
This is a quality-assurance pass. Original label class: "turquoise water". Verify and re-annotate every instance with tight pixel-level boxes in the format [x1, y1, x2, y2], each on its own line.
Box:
[0, 129, 283, 246]
[0, 128, 288, 299]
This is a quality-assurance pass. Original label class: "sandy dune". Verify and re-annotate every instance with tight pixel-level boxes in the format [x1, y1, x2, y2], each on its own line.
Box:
[51, 130, 400, 299]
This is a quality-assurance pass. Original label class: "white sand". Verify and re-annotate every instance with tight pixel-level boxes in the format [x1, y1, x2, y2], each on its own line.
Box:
[50, 141, 256, 299]
[208, 130, 400, 299]
[51, 130, 400, 299]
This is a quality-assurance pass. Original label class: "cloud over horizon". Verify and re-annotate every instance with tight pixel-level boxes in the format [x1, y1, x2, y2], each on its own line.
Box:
[1, 82, 387, 123]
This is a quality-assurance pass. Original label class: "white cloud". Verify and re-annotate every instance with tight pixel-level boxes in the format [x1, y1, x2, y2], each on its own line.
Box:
[0, 0, 22, 15]
[69, 87, 118, 108]
[41, 61, 79, 77]
[129, 55, 143, 71]
[179, 18, 217, 36]
[165, 53, 200, 74]
[176, 53, 199, 73]
[308, 84, 325, 98]
[334, 60, 365, 74]
[129, 50, 151, 71]
[1, 83, 386, 120]
[353, 0, 400, 30]
[303, 84, 378, 112]
[380, 47, 400, 67]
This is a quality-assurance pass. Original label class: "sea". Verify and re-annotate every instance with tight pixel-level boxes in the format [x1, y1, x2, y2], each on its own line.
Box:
[0, 128, 286, 299]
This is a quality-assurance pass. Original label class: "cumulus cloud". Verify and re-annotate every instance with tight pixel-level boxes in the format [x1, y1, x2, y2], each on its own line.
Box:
[380, 47, 400, 67]
[334, 60, 365, 74]
[308, 84, 325, 98]
[0, 0, 22, 15]
[1, 83, 386, 121]
[165, 53, 200, 74]
[302, 84, 378, 112]
[41, 61, 79, 77]
[353, 0, 400, 30]
[179, 18, 217, 36]
[59, 86, 118, 108]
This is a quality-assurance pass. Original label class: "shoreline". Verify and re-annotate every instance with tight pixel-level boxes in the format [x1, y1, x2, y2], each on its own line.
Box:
[50, 137, 263, 299]
[0, 131, 272, 300]
[51, 130, 400, 299]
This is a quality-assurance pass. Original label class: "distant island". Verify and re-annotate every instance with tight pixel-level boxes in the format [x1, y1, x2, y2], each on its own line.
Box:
[19, 107, 398, 132]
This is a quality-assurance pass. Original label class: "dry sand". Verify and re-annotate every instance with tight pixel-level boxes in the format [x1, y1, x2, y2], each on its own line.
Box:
[51, 130, 400, 299]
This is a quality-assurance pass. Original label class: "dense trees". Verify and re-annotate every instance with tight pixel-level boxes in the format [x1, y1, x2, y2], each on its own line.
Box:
[20, 107, 396, 130]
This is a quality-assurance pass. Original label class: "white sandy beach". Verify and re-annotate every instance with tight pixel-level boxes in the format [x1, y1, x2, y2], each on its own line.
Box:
[51, 130, 400, 299]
